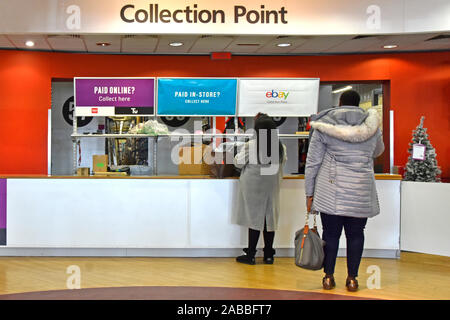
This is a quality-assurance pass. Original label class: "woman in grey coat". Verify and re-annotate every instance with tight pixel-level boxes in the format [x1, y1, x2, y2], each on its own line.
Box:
[232, 114, 287, 265]
[305, 90, 384, 292]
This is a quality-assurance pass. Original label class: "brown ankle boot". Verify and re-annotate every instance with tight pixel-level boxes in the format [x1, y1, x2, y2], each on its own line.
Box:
[322, 274, 336, 290]
[346, 276, 359, 292]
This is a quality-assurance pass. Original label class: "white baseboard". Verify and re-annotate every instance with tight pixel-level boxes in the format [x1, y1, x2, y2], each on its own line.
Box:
[0, 247, 400, 258]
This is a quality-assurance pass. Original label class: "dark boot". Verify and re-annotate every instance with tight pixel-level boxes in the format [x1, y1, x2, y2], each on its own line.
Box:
[236, 248, 256, 265]
[263, 248, 276, 264]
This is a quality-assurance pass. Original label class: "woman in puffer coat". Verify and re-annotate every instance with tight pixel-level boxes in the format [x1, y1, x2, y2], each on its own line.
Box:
[305, 90, 384, 292]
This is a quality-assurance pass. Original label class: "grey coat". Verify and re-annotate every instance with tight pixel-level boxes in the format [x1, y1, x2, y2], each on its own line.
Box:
[305, 106, 385, 218]
[232, 139, 287, 232]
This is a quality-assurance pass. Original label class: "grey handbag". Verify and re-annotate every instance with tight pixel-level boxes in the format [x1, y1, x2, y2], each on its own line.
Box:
[295, 212, 325, 270]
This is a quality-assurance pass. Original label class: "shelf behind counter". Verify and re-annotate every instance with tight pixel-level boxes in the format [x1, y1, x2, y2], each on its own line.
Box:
[70, 132, 311, 139]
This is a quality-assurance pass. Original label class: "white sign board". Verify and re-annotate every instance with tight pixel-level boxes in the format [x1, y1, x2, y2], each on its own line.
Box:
[0, 0, 449, 35]
[412, 144, 426, 161]
[237, 79, 320, 117]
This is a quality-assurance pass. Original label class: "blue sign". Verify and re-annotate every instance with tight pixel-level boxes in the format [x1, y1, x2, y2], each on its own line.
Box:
[157, 78, 237, 116]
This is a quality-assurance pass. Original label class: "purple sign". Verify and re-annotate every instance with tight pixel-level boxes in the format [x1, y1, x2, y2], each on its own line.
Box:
[75, 78, 155, 116]
[0, 179, 6, 230]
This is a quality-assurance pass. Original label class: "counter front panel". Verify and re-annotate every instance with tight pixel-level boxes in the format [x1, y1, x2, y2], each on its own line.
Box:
[1, 176, 401, 257]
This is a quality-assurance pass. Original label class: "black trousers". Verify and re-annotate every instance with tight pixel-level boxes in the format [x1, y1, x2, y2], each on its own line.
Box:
[248, 220, 275, 256]
[321, 212, 368, 277]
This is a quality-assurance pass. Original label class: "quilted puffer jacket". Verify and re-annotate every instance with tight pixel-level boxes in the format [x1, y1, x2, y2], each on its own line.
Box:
[305, 106, 385, 218]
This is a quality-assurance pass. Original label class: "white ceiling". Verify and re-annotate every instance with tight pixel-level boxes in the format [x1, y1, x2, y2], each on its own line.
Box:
[0, 33, 449, 55]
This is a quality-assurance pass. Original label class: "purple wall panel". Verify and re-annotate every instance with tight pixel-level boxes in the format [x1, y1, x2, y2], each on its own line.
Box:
[0, 179, 6, 229]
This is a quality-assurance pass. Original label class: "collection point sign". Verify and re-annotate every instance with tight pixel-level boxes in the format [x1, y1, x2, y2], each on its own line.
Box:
[0, 0, 448, 36]
[120, 3, 288, 24]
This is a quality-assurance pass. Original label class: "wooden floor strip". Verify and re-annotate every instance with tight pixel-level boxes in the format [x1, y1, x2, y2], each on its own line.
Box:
[0, 252, 448, 300]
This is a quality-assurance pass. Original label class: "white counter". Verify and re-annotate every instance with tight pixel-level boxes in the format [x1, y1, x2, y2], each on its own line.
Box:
[401, 181, 450, 257]
[0, 176, 401, 257]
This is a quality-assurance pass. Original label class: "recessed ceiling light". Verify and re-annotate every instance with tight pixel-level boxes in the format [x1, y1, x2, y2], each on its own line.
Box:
[96, 42, 111, 47]
[169, 42, 184, 47]
[277, 43, 291, 47]
[383, 44, 398, 49]
[25, 40, 35, 47]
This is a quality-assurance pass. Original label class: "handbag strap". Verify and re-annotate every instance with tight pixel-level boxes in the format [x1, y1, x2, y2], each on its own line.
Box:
[301, 211, 318, 249]
[304, 211, 318, 230]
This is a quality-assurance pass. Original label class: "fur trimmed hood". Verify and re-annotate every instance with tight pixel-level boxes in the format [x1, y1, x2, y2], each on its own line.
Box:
[310, 106, 380, 143]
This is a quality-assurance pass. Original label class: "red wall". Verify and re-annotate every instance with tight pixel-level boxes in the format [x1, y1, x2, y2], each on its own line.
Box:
[0, 50, 449, 179]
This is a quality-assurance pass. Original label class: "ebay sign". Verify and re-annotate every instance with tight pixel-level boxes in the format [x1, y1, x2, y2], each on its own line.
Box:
[238, 78, 319, 117]
[266, 90, 290, 99]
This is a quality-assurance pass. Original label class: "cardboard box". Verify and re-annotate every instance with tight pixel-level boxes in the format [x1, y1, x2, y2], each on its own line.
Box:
[178, 144, 211, 175]
[77, 167, 90, 176]
[93, 155, 108, 173]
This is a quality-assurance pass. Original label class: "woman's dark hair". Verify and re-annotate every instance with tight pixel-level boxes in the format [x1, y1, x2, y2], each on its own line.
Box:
[254, 113, 283, 165]
[339, 90, 361, 106]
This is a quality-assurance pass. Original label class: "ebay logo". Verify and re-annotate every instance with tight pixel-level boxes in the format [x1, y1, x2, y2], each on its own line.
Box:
[265, 90, 289, 99]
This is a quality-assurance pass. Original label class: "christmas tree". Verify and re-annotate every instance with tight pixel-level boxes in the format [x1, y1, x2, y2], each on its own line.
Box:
[403, 116, 441, 182]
